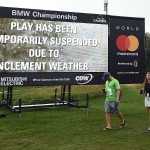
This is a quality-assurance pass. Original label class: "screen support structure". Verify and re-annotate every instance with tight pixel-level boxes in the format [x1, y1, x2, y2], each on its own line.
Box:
[60, 85, 74, 105]
[0, 85, 89, 113]
[0, 86, 14, 110]
[7, 86, 13, 107]
[58, 85, 77, 105]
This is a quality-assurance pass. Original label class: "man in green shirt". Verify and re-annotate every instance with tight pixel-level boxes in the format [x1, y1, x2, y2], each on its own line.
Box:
[102, 72, 125, 130]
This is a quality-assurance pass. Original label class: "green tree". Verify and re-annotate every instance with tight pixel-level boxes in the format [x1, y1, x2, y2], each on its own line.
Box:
[145, 32, 150, 72]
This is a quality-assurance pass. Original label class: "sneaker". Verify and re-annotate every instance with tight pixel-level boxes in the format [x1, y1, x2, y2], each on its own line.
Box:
[147, 127, 150, 132]
[103, 127, 111, 131]
[120, 120, 126, 128]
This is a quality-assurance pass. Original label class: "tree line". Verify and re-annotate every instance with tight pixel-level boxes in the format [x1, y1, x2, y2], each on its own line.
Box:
[145, 32, 150, 72]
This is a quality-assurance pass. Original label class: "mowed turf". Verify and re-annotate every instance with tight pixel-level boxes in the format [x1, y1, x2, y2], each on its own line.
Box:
[0, 86, 150, 150]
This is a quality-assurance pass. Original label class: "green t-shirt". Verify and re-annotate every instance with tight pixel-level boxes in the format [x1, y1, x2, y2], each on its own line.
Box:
[105, 77, 120, 101]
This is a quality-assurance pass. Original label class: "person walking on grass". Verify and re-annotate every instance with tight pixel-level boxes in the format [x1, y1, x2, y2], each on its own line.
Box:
[102, 72, 125, 130]
[142, 72, 150, 132]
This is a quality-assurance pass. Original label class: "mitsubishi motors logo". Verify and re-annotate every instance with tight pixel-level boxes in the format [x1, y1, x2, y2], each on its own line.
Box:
[75, 74, 93, 85]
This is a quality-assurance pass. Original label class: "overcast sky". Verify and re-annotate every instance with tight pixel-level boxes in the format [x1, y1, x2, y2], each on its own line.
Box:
[0, 0, 150, 32]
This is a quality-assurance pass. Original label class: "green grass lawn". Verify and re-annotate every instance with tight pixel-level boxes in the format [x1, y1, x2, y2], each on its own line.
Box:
[0, 86, 150, 150]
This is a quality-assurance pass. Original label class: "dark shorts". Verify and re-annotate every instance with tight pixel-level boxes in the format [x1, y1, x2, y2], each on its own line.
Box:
[104, 101, 120, 113]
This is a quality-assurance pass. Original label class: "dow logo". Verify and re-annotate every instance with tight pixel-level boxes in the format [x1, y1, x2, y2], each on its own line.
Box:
[116, 35, 139, 51]
[75, 74, 93, 85]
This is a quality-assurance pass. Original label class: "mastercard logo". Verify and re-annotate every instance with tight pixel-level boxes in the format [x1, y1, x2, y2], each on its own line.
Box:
[116, 35, 139, 52]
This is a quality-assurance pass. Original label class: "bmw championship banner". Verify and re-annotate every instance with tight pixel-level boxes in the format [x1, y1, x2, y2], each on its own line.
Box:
[0, 6, 145, 86]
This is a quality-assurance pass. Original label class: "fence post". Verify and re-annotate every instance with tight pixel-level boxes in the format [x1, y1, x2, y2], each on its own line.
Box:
[54, 88, 57, 105]
[2, 90, 4, 102]
[86, 93, 89, 114]
[18, 98, 22, 113]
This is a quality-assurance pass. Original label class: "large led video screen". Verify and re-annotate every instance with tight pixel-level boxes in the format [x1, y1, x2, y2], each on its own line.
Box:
[0, 6, 145, 86]
[0, 19, 108, 73]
